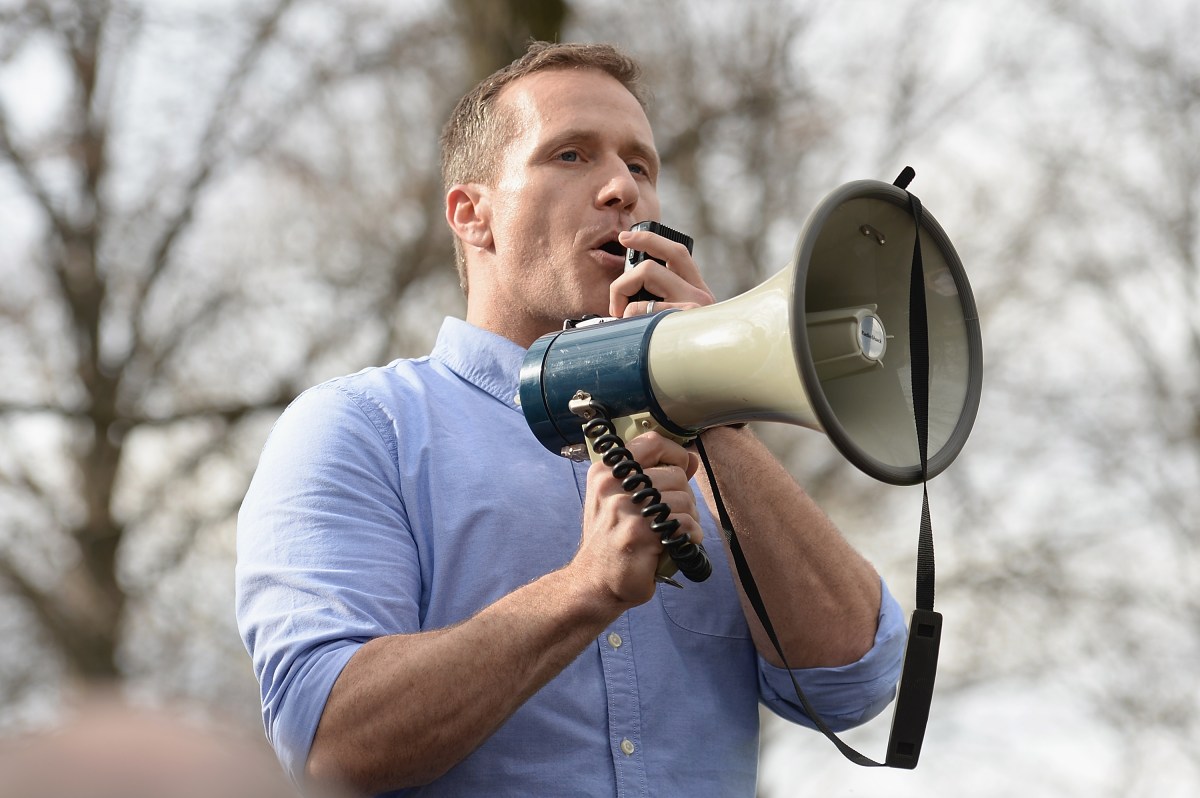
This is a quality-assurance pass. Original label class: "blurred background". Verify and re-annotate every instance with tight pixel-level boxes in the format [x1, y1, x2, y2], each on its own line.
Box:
[0, 0, 1196, 795]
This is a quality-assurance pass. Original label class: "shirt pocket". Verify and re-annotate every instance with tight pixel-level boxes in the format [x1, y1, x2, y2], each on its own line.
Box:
[657, 527, 752, 640]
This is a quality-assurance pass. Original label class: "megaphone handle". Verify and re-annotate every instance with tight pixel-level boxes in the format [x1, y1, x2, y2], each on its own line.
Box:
[568, 394, 712, 586]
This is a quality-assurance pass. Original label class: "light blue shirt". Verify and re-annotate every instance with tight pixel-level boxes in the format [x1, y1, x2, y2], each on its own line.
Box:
[236, 317, 906, 797]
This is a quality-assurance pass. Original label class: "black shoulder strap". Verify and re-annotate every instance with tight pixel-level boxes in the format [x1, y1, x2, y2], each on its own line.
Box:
[693, 167, 942, 770]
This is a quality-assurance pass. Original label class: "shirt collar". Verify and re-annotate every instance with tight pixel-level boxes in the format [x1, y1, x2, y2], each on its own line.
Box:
[430, 317, 529, 411]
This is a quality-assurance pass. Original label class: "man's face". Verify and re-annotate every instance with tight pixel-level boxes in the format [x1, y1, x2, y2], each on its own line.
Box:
[479, 68, 661, 342]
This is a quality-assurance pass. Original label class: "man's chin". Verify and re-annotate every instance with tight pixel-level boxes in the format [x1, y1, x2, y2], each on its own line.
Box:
[562, 300, 614, 323]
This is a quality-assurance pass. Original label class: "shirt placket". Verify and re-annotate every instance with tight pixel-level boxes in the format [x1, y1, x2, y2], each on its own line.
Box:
[598, 611, 649, 797]
[572, 449, 651, 795]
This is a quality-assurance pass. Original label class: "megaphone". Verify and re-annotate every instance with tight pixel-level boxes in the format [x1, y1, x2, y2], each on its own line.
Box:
[519, 178, 982, 486]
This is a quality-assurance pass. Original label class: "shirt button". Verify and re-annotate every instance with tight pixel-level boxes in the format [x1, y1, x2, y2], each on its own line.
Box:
[607, 632, 623, 649]
[620, 738, 636, 756]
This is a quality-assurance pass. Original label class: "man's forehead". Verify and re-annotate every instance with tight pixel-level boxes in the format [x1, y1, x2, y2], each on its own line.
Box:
[498, 67, 651, 132]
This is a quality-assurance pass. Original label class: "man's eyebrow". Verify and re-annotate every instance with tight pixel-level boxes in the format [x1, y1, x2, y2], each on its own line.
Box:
[534, 128, 596, 154]
[627, 140, 662, 176]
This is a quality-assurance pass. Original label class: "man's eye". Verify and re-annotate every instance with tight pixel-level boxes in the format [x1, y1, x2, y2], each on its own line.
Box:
[628, 163, 646, 175]
[558, 151, 579, 162]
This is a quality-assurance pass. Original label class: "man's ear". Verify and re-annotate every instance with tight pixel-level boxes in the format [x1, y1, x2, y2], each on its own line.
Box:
[446, 184, 493, 252]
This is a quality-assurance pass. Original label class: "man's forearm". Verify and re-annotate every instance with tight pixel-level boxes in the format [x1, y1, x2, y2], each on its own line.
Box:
[695, 426, 881, 669]
[305, 567, 619, 795]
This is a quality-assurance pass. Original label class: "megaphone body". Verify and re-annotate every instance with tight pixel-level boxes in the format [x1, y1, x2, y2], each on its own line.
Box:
[519, 179, 982, 486]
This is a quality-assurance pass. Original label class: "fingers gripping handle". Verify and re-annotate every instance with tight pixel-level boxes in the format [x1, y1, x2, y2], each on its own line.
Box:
[568, 392, 712, 587]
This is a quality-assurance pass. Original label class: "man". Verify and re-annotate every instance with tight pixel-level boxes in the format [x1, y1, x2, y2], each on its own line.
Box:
[237, 41, 906, 797]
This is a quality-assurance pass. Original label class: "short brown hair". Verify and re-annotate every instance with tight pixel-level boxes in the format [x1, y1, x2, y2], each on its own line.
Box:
[440, 41, 648, 294]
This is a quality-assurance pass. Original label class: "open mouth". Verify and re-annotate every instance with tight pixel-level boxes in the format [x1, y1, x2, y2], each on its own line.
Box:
[599, 239, 626, 258]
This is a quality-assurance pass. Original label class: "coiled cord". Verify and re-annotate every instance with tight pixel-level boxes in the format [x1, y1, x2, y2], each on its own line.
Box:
[580, 415, 712, 584]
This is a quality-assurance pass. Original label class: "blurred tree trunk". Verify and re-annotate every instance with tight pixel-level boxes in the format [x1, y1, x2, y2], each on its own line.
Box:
[0, 0, 467, 704]
[0, 0, 159, 683]
[0, 0, 568, 714]
[451, 0, 569, 78]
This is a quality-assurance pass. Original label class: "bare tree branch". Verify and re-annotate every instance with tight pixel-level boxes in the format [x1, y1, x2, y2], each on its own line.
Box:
[128, 0, 298, 350]
[0, 105, 71, 241]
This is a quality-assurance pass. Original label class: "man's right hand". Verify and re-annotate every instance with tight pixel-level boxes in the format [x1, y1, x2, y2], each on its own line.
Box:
[573, 431, 704, 609]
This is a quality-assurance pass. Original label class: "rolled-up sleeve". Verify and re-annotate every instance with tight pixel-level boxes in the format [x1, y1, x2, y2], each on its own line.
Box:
[758, 577, 907, 731]
[235, 382, 419, 783]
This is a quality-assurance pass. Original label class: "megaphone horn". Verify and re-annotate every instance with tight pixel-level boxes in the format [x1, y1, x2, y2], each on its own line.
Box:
[519, 179, 983, 487]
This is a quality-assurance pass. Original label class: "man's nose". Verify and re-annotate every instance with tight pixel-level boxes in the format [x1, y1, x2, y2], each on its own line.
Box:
[596, 159, 639, 211]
